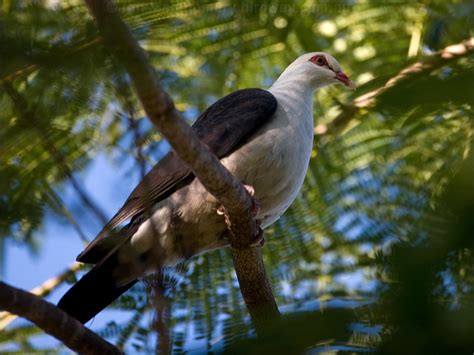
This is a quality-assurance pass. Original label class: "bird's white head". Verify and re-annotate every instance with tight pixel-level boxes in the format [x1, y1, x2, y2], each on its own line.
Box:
[274, 52, 356, 91]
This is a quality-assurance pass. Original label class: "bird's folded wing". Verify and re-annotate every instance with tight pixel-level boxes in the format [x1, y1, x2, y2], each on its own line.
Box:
[77, 88, 277, 264]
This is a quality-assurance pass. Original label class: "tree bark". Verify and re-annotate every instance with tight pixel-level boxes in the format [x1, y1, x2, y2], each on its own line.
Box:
[84, 0, 280, 334]
[0, 281, 122, 354]
[0, 262, 82, 330]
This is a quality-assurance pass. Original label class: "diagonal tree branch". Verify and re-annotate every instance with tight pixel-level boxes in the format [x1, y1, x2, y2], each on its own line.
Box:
[316, 37, 474, 136]
[84, 0, 280, 333]
[0, 262, 83, 330]
[0, 281, 121, 354]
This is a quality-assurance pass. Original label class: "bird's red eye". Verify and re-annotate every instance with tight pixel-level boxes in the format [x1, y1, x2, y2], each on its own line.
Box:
[310, 55, 328, 66]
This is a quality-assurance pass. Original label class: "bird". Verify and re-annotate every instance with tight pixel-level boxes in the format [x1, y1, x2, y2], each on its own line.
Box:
[58, 52, 355, 323]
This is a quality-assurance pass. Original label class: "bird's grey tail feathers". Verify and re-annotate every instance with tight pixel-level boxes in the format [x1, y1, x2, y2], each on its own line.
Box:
[57, 253, 137, 324]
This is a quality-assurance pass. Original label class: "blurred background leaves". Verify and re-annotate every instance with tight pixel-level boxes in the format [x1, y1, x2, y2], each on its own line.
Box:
[0, 0, 473, 353]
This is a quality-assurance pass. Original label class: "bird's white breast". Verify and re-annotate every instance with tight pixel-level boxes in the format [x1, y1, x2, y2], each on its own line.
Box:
[220, 88, 314, 227]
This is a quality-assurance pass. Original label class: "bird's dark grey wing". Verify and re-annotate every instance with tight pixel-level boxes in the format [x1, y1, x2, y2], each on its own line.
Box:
[77, 88, 277, 263]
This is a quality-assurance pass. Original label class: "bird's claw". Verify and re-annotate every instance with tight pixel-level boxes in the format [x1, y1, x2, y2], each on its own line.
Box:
[251, 199, 260, 218]
[243, 184, 260, 217]
[250, 225, 265, 248]
[219, 219, 265, 248]
[216, 184, 260, 218]
[216, 206, 225, 215]
[243, 184, 255, 197]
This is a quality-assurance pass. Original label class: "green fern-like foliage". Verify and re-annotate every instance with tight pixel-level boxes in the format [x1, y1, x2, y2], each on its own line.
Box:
[1, 0, 473, 353]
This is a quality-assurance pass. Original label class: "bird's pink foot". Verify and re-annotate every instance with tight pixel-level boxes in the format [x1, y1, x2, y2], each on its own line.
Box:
[216, 184, 260, 217]
[243, 184, 260, 217]
[243, 184, 255, 197]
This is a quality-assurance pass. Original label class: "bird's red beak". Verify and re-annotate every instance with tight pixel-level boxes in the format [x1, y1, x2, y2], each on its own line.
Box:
[335, 71, 356, 89]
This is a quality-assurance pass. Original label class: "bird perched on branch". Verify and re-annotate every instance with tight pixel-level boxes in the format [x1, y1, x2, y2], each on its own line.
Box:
[58, 52, 355, 323]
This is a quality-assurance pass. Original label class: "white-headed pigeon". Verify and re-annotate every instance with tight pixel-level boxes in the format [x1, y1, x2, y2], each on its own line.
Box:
[58, 52, 355, 323]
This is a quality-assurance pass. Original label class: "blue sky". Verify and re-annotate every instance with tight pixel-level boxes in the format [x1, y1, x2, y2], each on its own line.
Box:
[2, 152, 143, 351]
[4, 153, 136, 290]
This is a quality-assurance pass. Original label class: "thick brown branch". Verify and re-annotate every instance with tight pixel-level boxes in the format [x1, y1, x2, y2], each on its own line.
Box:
[0, 263, 83, 330]
[84, 0, 279, 331]
[317, 37, 474, 135]
[0, 281, 121, 354]
[83, 2, 255, 225]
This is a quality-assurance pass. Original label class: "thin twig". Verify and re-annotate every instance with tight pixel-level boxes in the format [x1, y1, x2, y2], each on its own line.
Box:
[144, 274, 171, 355]
[0, 37, 102, 85]
[0, 281, 121, 354]
[85, 0, 280, 333]
[126, 110, 147, 179]
[126, 105, 171, 352]
[50, 189, 90, 244]
[317, 37, 474, 135]
[3, 82, 109, 225]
